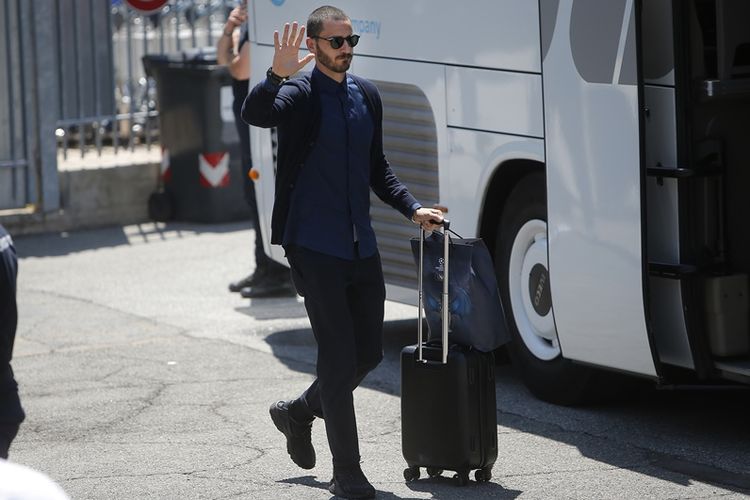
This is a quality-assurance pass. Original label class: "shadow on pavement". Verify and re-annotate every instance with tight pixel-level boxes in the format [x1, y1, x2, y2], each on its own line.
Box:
[277, 475, 331, 494]
[494, 377, 750, 495]
[266, 319, 750, 497]
[13, 221, 251, 258]
[234, 297, 309, 320]
[264, 318, 418, 397]
[278, 473, 520, 500]
[405, 475, 521, 499]
[584, 386, 750, 491]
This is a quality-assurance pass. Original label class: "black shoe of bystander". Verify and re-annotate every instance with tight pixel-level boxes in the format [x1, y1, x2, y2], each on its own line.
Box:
[240, 278, 297, 298]
[229, 270, 268, 293]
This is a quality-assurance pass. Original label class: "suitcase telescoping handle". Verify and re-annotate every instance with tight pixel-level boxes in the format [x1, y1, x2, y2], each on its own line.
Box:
[417, 219, 450, 364]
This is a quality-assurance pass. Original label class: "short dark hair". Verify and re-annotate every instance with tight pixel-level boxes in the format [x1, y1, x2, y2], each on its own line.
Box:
[307, 5, 350, 38]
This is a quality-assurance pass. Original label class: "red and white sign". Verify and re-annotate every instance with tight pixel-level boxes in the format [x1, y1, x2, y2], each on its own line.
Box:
[124, 0, 169, 14]
[199, 152, 230, 188]
[160, 147, 172, 183]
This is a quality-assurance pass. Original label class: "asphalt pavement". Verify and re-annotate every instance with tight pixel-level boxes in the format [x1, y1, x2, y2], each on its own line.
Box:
[7, 221, 750, 499]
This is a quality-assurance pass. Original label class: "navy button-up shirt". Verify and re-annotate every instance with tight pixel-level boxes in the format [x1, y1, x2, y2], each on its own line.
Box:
[283, 67, 379, 260]
[245, 69, 422, 249]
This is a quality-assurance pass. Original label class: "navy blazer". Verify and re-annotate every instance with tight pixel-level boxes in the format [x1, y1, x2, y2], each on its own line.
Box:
[241, 72, 419, 246]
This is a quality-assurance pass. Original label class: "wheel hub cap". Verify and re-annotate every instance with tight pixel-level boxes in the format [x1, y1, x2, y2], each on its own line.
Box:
[509, 219, 560, 361]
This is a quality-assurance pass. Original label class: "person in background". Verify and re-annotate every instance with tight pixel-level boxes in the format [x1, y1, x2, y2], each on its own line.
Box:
[0, 224, 24, 460]
[217, 1, 296, 299]
[242, 5, 443, 498]
[0, 458, 70, 500]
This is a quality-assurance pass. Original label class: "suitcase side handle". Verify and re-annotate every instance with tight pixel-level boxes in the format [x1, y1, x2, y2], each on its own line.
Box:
[417, 220, 450, 364]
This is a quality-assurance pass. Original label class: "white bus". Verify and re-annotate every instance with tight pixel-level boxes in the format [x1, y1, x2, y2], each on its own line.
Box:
[245, 0, 750, 404]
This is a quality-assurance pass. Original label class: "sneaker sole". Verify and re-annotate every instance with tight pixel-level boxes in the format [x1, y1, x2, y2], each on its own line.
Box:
[328, 482, 376, 499]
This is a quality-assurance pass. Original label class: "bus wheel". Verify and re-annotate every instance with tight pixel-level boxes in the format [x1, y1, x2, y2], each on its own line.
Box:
[496, 172, 596, 405]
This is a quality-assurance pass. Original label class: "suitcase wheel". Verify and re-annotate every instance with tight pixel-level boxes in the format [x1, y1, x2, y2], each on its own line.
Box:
[403, 467, 420, 482]
[426, 467, 443, 478]
[453, 471, 470, 486]
[475, 467, 492, 483]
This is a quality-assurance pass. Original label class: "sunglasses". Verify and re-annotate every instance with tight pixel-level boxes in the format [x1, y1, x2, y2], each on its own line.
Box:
[312, 34, 360, 49]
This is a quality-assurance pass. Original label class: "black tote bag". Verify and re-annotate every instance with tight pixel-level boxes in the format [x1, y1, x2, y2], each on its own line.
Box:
[410, 230, 510, 352]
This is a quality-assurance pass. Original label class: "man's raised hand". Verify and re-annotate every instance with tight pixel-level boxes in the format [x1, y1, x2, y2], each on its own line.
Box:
[272, 22, 315, 78]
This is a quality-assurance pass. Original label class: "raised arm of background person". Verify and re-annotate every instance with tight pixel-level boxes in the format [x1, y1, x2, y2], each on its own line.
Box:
[216, 6, 249, 80]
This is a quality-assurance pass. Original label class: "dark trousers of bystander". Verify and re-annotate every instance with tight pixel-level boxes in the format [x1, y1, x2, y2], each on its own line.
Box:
[0, 227, 25, 459]
[232, 95, 288, 280]
[285, 244, 385, 467]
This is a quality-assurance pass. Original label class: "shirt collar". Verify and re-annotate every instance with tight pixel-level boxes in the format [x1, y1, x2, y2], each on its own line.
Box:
[312, 66, 349, 96]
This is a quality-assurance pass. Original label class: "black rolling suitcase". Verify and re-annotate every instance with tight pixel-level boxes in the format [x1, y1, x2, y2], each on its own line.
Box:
[401, 223, 498, 486]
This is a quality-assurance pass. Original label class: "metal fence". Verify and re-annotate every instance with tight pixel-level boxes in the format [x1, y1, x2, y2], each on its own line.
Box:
[0, 0, 236, 212]
[0, 1, 37, 211]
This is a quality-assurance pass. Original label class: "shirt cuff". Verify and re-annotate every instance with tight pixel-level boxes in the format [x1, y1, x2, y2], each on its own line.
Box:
[408, 203, 422, 222]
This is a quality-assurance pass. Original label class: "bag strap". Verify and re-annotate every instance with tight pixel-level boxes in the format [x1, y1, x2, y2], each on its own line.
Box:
[446, 227, 463, 239]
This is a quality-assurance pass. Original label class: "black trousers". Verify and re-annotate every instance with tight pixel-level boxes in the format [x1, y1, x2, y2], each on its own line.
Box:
[0, 228, 25, 458]
[286, 245, 385, 467]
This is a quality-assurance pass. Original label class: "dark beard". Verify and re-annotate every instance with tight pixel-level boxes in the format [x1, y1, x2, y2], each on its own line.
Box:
[317, 50, 352, 74]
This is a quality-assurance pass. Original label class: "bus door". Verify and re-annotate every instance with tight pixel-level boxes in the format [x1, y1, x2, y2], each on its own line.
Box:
[540, 0, 658, 377]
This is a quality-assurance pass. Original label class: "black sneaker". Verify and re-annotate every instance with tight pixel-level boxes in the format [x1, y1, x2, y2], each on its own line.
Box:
[329, 465, 376, 499]
[240, 280, 297, 299]
[269, 400, 315, 469]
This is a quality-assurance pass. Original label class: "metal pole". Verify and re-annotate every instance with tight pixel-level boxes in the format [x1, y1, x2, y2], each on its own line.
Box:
[30, 0, 61, 211]
[175, 6, 181, 51]
[91, 0, 102, 156]
[110, 4, 119, 154]
[159, 10, 165, 53]
[417, 227, 424, 362]
[126, 9, 134, 151]
[4, 1, 17, 176]
[206, 1, 214, 46]
[143, 11, 150, 149]
[441, 222, 450, 364]
[191, 5, 197, 48]
[16, 0, 32, 205]
[72, 0, 85, 158]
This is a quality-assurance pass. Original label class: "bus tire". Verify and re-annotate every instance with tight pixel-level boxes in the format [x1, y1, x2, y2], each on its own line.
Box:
[496, 172, 597, 405]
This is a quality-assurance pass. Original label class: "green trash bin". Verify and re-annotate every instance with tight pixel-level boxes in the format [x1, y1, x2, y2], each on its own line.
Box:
[143, 48, 250, 223]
